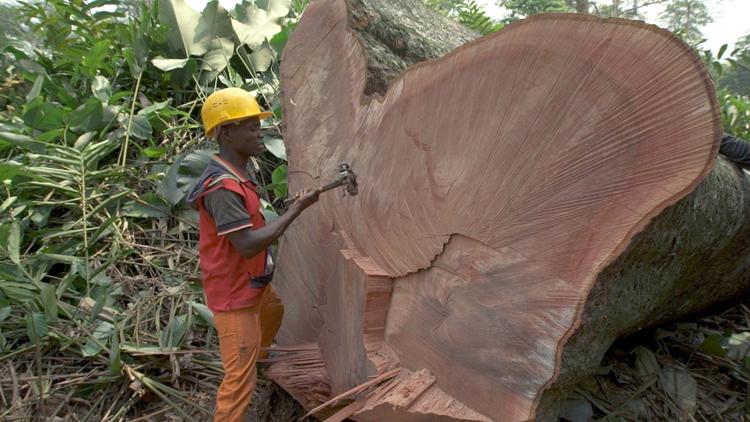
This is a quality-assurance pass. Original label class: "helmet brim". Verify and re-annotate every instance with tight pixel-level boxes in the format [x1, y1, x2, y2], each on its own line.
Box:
[205, 111, 275, 138]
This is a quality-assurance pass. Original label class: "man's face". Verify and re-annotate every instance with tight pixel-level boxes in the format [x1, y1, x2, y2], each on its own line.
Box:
[223, 117, 265, 157]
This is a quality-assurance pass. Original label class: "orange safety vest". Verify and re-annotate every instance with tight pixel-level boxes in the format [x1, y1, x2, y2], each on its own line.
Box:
[194, 156, 271, 312]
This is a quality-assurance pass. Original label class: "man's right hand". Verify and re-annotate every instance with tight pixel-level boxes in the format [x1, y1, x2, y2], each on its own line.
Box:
[288, 188, 321, 213]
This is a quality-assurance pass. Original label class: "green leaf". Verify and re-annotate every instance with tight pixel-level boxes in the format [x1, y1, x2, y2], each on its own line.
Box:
[699, 334, 727, 357]
[120, 192, 171, 218]
[25, 311, 48, 342]
[159, 149, 214, 206]
[92, 76, 112, 103]
[42, 254, 83, 265]
[23, 98, 65, 132]
[30, 206, 53, 228]
[69, 98, 103, 132]
[659, 366, 697, 414]
[39, 282, 58, 323]
[231, 0, 292, 50]
[271, 164, 288, 198]
[110, 325, 121, 374]
[137, 100, 170, 116]
[633, 346, 660, 378]
[151, 56, 189, 71]
[7, 129, 58, 151]
[195, 0, 236, 42]
[722, 331, 750, 360]
[158, 0, 204, 55]
[188, 301, 214, 326]
[0, 197, 17, 213]
[248, 45, 275, 72]
[717, 44, 728, 59]
[0, 302, 11, 324]
[270, 26, 290, 54]
[26, 76, 44, 103]
[201, 37, 236, 74]
[8, 221, 21, 265]
[122, 114, 152, 140]
[160, 314, 189, 348]
[143, 146, 167, 158]
[264, 136, 286, 160]
[74, 132, 97, 151]
[83, 321, 113, 357]
[559, 398, 593, 422]
[82, 40, 111, 77]
[0, 161, 36, 180]
[194, 0, 237, 74]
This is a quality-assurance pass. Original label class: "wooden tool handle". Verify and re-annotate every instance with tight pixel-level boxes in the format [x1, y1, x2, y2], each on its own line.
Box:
[283, 179, 343, 206]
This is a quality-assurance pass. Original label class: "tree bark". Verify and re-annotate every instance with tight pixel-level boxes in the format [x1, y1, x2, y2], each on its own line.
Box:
[266, 1, 747, 421]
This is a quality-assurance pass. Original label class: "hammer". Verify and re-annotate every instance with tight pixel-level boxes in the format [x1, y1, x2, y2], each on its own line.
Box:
[283, 161, 358, 205]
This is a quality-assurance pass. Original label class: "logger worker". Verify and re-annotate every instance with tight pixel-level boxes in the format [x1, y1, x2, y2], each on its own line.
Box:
[720, 132, 750, 170]
[186, 87, 320, 422]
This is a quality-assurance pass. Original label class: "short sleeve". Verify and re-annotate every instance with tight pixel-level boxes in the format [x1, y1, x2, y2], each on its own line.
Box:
[720, 133, 750, 170]
[203, 189, 253, 235]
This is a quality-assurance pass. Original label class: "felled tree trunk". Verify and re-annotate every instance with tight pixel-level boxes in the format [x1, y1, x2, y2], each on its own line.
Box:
[266, 1, 750, 421]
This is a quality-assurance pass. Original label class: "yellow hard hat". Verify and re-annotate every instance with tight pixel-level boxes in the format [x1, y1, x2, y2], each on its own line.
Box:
[201, 88, 273, 137]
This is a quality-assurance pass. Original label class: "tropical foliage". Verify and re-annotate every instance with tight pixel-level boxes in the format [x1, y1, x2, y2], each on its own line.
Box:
[0, 0, 301, 418]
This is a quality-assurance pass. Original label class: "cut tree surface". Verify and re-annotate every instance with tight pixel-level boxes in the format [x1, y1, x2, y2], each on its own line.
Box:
[267, 1, 731, 420]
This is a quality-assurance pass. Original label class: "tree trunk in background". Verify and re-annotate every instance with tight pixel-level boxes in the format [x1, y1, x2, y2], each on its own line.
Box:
[267, 1, 750, 421]
[576, 0, 590, 13]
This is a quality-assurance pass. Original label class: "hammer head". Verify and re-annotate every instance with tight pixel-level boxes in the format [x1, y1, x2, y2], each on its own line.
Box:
[338, 161, 358, 196]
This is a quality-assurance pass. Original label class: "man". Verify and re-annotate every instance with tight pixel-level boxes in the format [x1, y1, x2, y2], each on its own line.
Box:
[186, 87, 319, 421]
[720, 132, 750, 170]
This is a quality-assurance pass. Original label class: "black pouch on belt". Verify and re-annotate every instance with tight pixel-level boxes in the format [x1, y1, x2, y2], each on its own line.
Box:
[250, 272, 274, 288]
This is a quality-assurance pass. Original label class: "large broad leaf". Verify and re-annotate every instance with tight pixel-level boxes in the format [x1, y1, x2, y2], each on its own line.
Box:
[22, 97, 66, 132]
[195, 0, 235, 45]
[69, 98, 104, 132]
[120, 114, 152, 140]
[158, 0, 204, 56]
[159, 149, 214, 206]
[156, 0, 239, 72]
[231, 0, 292, 50]
[201, 37, 236, 74]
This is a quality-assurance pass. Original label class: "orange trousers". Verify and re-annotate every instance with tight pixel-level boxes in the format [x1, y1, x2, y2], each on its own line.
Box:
[213, 286, 284, 422]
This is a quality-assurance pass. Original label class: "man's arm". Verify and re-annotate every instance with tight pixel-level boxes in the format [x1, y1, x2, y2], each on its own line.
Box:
[226, 189, 320, 258]
[720, 133, 750, 170]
